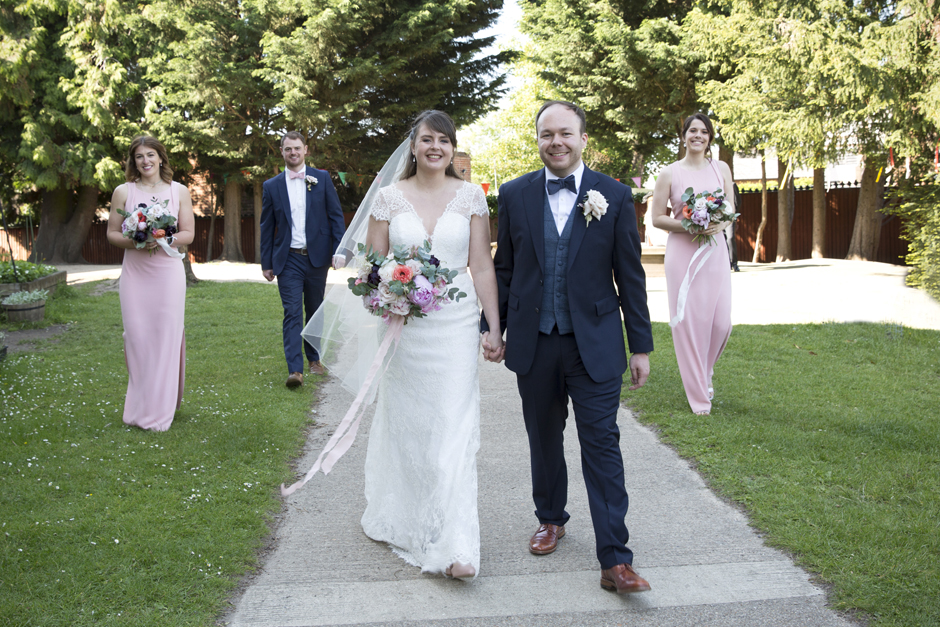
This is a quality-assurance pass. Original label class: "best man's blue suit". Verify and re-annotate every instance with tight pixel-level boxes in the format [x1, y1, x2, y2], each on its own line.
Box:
[491, 165, 653, 569]
[260, 167, 345, 374]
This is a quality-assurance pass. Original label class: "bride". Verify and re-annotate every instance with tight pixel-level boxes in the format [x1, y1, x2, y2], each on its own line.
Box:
[305, 110, 502, 580]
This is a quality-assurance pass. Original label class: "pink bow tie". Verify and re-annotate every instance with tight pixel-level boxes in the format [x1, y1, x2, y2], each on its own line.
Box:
[288, 169, 306, 180]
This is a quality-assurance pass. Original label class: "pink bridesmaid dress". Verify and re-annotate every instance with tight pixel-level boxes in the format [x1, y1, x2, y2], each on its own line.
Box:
[119, 182, 186, 431]
[665, 161, 732, 414]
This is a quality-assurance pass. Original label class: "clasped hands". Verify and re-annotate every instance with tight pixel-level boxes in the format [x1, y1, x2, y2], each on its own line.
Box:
[481, 331, 504, 363]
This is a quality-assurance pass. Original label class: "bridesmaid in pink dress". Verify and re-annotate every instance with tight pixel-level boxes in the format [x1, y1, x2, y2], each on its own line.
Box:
[650, 114, 735, 415]
[106, 136, 195, 431]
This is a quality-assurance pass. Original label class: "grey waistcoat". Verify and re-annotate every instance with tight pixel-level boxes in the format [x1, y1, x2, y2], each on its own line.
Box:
[539, 192, 576, 335]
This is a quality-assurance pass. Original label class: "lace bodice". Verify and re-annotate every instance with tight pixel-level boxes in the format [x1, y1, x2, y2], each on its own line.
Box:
[371, 181, 488, 269]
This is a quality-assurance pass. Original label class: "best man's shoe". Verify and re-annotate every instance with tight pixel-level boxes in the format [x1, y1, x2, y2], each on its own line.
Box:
[529, 523, 565, 555]
[600, 563, 651, 594]
[286, 372, 303, 388]
[309, 360, 325, 376]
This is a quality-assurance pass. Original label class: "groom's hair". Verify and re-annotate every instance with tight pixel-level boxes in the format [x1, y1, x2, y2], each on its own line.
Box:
[280, 131, 306, 147]
[536, 100, 587, 135]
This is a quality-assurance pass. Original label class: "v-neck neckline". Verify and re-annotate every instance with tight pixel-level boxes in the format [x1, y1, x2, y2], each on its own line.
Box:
[391, 184, 462, 241]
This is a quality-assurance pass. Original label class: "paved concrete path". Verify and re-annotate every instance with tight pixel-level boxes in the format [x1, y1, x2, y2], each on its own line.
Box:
[225, 353, 855, 627]
[63, 258, 939, 625]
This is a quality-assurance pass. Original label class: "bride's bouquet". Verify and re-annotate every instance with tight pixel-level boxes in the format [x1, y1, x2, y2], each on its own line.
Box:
[679, 187, 739, 246]
[118, 199, 180, 256]
[348, 241, 466, 322]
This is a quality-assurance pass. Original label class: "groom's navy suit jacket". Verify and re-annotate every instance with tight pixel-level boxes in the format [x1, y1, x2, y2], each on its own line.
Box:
[259, 167, 345, 274]
[492, 166, 653, 382]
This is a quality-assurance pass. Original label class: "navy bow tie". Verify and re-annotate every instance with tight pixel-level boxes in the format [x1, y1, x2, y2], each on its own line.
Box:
[547, 174, 576, 195]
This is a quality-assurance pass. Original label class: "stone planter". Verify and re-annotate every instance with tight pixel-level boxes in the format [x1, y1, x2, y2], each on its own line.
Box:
[0, 270, 67, 299]
[2, 300, 46, 323]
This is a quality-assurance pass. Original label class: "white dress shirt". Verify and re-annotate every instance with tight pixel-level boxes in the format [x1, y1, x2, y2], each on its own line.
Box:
[544, 161, 585, 235]
[285, 168, 307, 249]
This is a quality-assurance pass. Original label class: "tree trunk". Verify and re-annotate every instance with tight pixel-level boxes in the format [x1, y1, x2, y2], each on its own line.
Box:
[812, 168, 826, 259]
[59, 185, 98, 263]
[220, 180, 245, 261]
[718, 144, 734, 179]
[180, 246, 199, 284]
[253, 181, 263, 264]
[753, 151, 768, 263]
[775, 157, 793, 262]
[30, 182, 95, 264]
[206, 215, 216, 262]
[846, 156, 887, 261]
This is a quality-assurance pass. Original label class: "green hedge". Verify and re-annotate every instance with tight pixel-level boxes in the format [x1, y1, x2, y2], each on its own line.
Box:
[885, 173, 940, 300]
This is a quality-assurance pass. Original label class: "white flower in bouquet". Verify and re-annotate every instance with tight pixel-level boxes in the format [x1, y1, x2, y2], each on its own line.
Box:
[377, 281, 396, 305]
[405, 259, 423, 276]
[378, 261, 397, 284]
[387, 298, 412, 316]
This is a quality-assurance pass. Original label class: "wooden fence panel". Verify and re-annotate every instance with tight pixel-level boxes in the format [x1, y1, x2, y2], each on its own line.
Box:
[734, 187, 907, 264]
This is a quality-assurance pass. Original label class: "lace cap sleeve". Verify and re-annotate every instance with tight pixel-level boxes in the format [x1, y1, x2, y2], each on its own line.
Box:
[468, 183, 489, 219]
[371, 187, 391, 222]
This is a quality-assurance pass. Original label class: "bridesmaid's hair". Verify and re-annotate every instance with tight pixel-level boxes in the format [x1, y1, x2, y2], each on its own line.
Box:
[402, 110, 462, 180]
[281, 131, 306, 147]
[125, 135, 173, 184]
[681, 113, 715, 158]
[536, 100, 587, 135]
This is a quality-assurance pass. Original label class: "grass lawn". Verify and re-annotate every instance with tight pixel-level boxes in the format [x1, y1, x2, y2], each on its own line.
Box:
[1, 280, 317, 626]
[624, 321, 940, 627]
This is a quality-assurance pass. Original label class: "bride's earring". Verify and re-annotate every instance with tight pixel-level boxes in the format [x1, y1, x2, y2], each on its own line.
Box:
[412, 154, 416, 162]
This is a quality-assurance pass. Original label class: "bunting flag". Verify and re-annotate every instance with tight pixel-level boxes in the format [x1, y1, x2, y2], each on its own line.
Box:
[889, 147, 895, 169]
[481, 183, 490, 194]
[339, 172, 347, 185]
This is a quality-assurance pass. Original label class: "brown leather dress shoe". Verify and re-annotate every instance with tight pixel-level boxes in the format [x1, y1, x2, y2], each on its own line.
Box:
[600, 563, 651, 593]
[285, 372, 303, 388]
[529, 523, 565, 555]
[308, 360, 325, 376]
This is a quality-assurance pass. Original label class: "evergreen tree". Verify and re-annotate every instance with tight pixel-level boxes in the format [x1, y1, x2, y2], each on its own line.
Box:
[0, 0, 144, 263]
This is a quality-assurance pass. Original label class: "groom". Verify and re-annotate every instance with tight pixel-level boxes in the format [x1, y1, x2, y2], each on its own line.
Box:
[485, 101, 654, 593]
[260, 131, 345, 388]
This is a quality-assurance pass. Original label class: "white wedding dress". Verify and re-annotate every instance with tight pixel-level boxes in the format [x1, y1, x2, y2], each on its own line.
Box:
[360, 180, 488, 576]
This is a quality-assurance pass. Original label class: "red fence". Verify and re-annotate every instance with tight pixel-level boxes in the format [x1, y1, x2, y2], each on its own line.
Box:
[734, 187, 907, 265]
[1, 217, 259, 265]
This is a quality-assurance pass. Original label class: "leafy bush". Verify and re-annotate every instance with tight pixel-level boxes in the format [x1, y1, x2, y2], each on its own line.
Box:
[0, 261, 58, 283]
[2, 289, 49, 305]
[485, 193, 498, 219]
[886, 172, 940, 300]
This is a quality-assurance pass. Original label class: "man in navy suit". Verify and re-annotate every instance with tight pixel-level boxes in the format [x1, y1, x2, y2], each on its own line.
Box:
[486, 101, 654, 593]
[260, 132, 345, 388]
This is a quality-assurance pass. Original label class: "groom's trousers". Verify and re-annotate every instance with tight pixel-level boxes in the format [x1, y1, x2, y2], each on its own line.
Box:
[516, 329, 633, 569]
[277, 251, 329, 373]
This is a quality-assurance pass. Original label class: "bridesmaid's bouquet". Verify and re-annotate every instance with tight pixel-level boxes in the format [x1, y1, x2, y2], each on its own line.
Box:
[118, 199, 179, 255]
[679, 187, 739, 246]
[348, 241, 466, 323]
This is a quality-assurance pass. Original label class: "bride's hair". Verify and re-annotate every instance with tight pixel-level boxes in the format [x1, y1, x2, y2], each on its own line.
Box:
[401, 110, 462, 180]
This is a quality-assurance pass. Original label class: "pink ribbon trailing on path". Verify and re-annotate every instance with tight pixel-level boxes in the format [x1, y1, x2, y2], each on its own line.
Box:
[280, 315, 404, 496]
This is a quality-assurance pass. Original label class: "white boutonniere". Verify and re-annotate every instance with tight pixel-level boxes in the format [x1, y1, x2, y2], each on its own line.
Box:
[305, 175, 318, 191]
[579, 189, 608, 225]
